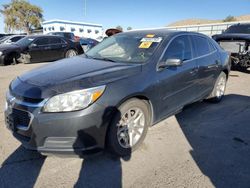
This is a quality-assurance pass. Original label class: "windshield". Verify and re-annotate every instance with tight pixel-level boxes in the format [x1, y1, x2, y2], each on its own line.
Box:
[225, 25, 250, 34]
[16, 36, 35, 46]
[86, 33, 163, 63]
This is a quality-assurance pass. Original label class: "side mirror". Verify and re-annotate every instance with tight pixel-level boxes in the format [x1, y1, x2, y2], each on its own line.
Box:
[158, 58, 183, 69]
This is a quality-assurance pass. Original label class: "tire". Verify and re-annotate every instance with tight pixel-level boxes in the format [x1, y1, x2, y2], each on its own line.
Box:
[107, 99, 151, 156]
[3, 53, 18, 66]
[207, 72, 227, 103]
[65, 49, 77, 58]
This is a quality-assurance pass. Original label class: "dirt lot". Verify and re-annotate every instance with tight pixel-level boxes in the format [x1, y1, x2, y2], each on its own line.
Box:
[0, 63, 249, 188]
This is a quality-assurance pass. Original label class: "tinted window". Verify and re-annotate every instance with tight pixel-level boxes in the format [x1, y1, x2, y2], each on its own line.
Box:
[225, 24, 250, 34]
[162, 35, 192, 61]
[11, 36, 23, 42]
[64, 33, 74, 40]
[50, 37, 63, 44]
[192, 36, 211, 57]
[208, 40, 217, 52]
[33, 38, 50, 46]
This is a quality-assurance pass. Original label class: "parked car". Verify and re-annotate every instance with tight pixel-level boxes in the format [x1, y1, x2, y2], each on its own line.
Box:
[213, 23, 250, 71]
[4, 29, 230, 157]
[0, 33, 14, 40]
[48, 32, 80, 42]
[0, 35, 25, 45]
[0, 35, 84, 65]
[79, 37, 99, 52]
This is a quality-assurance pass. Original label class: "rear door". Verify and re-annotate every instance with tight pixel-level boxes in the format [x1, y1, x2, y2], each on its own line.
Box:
[48, 37, 68, 60]
[156, 35, 199, 119]
[191, 35, 221, 96]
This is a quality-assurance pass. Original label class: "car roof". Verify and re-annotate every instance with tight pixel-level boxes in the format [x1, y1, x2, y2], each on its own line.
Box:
[24, 35, 64, 39]
[122, 28, 207, 38]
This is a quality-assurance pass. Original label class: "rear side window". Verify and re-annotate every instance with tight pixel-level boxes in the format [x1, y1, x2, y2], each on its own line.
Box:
[192, 36, 213, 57]
[11, 36, 23, 42]
[208, 40, 217, 52]
[162, 35, 192, 61]
[33, 38, 50, 46]
[50, 37, 63, 44]
[64, 33, 74, 40]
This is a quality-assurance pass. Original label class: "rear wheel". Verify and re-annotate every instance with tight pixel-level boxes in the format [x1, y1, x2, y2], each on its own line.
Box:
[207, 72, 227, 103]
[107, 99, 151, 156]
[65, 49, 77, 58]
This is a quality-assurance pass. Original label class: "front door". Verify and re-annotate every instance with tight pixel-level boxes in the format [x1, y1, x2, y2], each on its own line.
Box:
[156, 35, 199, 119]
[29, 37, 51, 63]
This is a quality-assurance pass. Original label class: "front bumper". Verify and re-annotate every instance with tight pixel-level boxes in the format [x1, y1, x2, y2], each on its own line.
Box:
[4, 92, 112, 156]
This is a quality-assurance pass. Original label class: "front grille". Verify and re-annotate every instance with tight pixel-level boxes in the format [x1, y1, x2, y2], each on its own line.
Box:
[12, 108, 31, 128]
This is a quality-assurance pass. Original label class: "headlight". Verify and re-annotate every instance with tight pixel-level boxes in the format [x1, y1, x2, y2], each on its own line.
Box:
[43, 85, 106, 112]
[0, 51, 2, 56]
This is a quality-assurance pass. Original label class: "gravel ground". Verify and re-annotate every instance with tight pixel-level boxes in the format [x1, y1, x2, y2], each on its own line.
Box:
[0, 63, 249, 188]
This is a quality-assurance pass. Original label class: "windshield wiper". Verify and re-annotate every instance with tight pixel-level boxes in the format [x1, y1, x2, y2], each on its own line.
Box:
[91, 57, 116, 62]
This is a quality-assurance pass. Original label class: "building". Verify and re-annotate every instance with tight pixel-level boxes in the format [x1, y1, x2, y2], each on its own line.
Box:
[42, 19, 103, 39]
[165, 20, 250, 36]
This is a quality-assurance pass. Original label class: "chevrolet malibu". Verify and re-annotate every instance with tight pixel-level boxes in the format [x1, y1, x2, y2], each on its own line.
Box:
[5, 29, 231, 156]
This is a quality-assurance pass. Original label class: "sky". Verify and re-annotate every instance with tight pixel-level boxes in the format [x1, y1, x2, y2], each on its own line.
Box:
[0, 0, 250, 33]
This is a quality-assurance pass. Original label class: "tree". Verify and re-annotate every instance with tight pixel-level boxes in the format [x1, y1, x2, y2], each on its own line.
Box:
[223, 15, 236, 22]
[0, 0, 43, 34]
[127, 26, 132, 31]
[116, 25, 123, 31]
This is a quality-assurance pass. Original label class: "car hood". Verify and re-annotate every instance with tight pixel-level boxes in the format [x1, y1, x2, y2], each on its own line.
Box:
[212, 33, 250, 41]
[11, 56, 141, 99]
[0, 43, 20, 52]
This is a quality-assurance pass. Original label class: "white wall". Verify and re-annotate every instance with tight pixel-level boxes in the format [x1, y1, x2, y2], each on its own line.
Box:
[165, 21, 250, 36]
[43, 22, 103, 39]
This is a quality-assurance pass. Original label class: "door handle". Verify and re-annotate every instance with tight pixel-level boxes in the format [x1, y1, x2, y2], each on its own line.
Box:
[190, 67, 198, 74]
[44, 46, 51, 50]
[208, 60, 220, 69]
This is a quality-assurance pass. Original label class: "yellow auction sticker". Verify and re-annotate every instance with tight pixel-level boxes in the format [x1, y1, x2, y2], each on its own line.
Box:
[139, 41, 153, 49]
[146, 34, 155, 38]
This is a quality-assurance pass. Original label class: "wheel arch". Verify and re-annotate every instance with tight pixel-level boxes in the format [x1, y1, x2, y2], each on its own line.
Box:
[104, 94, 154, 149]
[116, 94, 154, 125]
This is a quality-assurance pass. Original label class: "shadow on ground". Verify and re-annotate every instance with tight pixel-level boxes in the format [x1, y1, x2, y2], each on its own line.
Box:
[74, 153, 131, 188]
[0, 146, 46, 188]
[176, 94, 250, 188]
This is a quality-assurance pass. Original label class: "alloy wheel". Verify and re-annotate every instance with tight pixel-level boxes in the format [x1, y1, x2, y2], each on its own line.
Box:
[117, 107, 145, 148]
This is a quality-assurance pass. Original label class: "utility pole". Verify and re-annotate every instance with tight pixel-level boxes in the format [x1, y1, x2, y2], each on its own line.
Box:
[84, 0, 87, 17]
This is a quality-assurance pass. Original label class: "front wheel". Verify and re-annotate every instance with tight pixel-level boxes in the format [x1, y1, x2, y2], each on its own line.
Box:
[207, 72, 227, 103]
[65, 49, 77, 58]
[107, 99, 151, 156]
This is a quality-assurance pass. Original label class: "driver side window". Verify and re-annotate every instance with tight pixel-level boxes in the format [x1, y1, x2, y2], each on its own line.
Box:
[162, 35, 192, 62]
[33, 38, 50, 46]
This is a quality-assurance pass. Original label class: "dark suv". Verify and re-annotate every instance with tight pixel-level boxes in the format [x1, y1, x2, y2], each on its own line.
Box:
[5, 29, 230, 156]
